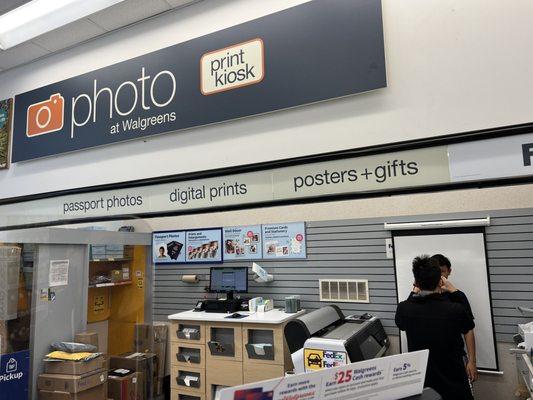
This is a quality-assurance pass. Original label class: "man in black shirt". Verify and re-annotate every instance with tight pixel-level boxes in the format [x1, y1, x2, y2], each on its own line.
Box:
[431, 254, 478, 383]
[395, 255, 475, 400]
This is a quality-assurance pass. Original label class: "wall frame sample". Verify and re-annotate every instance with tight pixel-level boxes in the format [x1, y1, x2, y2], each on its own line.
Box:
[262, 222, 306, 259]
[186, 228, 223, 263]
[223, 225, 262, 260]
[153, 231, 186, 264]
[0, 98, 13, 169]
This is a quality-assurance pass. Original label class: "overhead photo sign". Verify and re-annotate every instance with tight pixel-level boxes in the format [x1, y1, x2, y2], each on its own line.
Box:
[11, 0, 386, 162]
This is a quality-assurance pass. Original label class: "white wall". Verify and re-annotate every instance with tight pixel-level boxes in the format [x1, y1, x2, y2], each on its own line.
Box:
[1, 0, 533, 199]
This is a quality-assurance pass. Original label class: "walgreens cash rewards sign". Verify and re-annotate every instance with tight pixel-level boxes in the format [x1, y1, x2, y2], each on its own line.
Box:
[11, 0, 386, 162]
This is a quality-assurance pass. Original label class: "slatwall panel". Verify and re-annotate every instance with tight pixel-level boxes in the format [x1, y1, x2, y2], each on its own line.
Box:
[153, 208, 533, 342]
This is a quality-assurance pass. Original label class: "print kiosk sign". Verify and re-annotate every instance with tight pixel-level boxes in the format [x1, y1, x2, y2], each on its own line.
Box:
[12, 0, 386, 162]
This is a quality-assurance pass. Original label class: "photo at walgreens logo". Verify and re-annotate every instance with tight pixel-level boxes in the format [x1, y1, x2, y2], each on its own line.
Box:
[25, 67, 178, 139]
[11, 0, 387, 162]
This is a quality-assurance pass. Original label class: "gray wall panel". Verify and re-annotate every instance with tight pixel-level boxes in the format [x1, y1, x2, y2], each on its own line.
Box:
[154, 208, 533, 343]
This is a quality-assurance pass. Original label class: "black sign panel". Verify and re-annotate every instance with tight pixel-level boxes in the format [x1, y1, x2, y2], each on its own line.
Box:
[12, 0, 385, 162]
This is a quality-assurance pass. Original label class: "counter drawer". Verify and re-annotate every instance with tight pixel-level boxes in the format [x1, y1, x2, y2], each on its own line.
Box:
[206, 322, 243, 362]
[172, 389, 205, 400]
[243, 324, 285, 364]
[171, 321, 206, 344]
[172, 342, 206, 369]
[171, 365, 205, 394]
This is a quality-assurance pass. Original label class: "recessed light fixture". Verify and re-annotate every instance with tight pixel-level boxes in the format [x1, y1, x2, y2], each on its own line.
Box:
[0, 0, 125, 50]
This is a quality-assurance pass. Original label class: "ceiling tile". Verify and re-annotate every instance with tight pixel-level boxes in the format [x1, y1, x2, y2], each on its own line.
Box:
[88, 0, 171, 31]
[0, 0, 31, 16]
[165, 0, 201, 8]
[32, 19, 107, 53]
[0, 42, 50, 70]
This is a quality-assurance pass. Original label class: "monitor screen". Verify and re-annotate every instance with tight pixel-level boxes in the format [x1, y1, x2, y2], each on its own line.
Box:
[210, 267, 248, 293]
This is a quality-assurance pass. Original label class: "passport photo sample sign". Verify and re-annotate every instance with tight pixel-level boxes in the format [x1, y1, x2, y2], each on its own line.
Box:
[12, 0, 386, 162]
[153, 231, 186, 264]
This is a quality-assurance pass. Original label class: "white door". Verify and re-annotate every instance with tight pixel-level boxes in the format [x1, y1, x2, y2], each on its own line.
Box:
[393, 231, 498, 371]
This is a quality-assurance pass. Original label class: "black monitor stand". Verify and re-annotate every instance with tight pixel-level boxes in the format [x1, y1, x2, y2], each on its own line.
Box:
[225, 290, 235, 301]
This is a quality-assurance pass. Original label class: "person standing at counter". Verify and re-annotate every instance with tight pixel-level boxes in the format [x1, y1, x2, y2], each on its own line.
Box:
[395, 255, 475, 400]
[432, 253, 478, 384]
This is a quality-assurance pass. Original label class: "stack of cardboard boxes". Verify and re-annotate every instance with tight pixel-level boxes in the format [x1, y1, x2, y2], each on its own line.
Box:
[37, 333, 107, 400]
[38, 325, 168, 400]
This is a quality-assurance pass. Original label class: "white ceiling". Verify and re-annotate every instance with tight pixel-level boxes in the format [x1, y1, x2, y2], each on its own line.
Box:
[0, 0, 202, 71]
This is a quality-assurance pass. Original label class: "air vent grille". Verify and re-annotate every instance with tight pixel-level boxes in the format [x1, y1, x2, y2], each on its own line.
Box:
[319, 279, 369, 303]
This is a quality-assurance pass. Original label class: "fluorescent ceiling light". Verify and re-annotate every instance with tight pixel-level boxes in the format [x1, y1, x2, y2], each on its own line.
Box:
[384, 217, 491, 230]
[0, 0, 125, 50]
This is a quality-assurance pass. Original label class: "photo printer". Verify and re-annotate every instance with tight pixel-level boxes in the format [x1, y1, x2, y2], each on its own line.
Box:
[284, 305, 389, 373]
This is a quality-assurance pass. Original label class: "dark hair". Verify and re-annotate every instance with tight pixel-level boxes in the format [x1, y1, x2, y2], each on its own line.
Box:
[159, 246, 165, 252]
[431, 254, 451, 270]
[412, 255, 441, 291]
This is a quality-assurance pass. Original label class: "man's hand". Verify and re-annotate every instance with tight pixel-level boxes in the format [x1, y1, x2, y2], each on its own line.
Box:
[440, 276, 458, 293]
[412, 285, 420, 294]
[465, 360, 478, 382]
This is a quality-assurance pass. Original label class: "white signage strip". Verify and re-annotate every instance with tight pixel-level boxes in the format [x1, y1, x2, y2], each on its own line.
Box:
[448, 132, 533, 182]
[218, 350, 429, 400]
[2, 131, 533, 229]
[0, 147, 451, 228]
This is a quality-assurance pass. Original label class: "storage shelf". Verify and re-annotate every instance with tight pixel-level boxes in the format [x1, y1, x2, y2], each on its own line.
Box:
[88, 280, 132, 288]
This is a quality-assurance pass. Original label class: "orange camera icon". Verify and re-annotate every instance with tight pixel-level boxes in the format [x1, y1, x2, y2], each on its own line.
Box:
[26, 93, 64, 137]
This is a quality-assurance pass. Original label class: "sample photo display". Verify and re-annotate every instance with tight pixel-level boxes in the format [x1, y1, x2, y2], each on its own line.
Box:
[186, 228, 223, 263]
[152, 231, 186, 264]
[0, 98, 12, 169]
[262, 222, 306, 259]
[223, 225, 262, 260]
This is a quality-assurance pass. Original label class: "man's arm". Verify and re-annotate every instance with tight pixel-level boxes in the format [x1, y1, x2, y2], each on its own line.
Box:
[464, 329, 478, 382]
[395, 303, 405, 331]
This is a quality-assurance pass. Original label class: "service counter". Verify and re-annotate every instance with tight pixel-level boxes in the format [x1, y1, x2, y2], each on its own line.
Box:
[168, 309, 305, 400]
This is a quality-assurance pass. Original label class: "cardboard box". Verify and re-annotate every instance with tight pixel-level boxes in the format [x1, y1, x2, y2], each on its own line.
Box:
[133, 325, 153, 353]
[44, 355, 105, 375]
[38, 382, 107, 400]
[74, 332, 99, 351]
[133, 324, 168, 396]
[37, 369, 107, 393]
[108, 371, 143, 400]
[110, 353, 156, 399]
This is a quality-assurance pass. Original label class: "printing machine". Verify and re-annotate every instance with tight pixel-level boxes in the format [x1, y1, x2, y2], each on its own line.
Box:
[283, 306, 443, 399]
[284, 305, 390, 373]
[511, 306, 533, 398]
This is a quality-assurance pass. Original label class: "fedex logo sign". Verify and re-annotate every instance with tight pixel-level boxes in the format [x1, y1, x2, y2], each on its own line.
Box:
[25, 67, 177, 139]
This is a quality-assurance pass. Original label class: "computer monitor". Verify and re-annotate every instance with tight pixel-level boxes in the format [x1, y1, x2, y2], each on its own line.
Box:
[209, 267, 248, 300]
